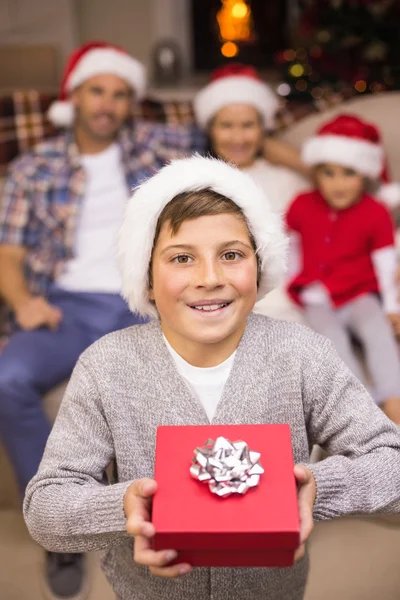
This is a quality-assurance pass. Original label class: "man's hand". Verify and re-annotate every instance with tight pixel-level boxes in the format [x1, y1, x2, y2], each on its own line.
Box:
[124, 478, 192, 578]
[387, 313, 400, 338]
[294, 465, 316, 562]
[15, 296, 63, 331]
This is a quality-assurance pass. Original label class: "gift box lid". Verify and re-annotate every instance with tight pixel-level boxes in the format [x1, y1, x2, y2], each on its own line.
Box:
[153, 424, 300, 551]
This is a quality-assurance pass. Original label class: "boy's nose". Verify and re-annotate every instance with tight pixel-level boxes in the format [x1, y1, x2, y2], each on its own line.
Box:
[196, 260, 224, 289]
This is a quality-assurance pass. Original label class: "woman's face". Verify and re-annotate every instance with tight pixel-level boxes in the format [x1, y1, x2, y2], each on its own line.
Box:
[209, 104, 264, 169]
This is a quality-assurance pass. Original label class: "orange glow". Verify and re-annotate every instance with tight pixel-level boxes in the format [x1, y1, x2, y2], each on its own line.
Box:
[221, 41, 239, 58]
[283, 49, 296, 61]
[217, 0, 253, 42]
[354, 80, 367, 92]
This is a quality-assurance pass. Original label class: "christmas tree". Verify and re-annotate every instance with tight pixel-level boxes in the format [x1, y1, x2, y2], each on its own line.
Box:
[276, 0, 400, 100]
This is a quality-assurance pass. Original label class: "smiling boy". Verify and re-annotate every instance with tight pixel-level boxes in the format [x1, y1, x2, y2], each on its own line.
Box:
[24, 156, 400, 600]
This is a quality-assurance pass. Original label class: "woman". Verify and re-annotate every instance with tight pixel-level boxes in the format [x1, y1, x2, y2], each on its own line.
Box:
[194, 64, 309, 321]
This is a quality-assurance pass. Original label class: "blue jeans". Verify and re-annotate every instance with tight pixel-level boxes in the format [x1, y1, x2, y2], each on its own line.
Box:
[0, 287, 147, 494]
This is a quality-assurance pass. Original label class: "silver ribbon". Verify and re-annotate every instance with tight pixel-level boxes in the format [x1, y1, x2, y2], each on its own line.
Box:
[190, 436, 264, 498]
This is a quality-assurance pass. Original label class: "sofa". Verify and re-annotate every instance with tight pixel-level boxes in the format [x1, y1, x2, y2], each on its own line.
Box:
[0, 90, 400, 599]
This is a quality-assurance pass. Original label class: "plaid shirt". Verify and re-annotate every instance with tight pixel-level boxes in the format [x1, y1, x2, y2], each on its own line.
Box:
[0, 121, 205, 299]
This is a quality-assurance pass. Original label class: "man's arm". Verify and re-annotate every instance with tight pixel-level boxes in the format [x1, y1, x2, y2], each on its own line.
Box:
[0, 245, 62, 330]
[0, 160, 62, 329]
[0, 244, 31, 312]
[135, 120, 205, 166]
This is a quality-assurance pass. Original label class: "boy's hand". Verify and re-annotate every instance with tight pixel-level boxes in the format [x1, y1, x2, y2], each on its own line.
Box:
[387, 313, 400, 337]
[293, 465, 316, 562]
[124, 478, 192, 578]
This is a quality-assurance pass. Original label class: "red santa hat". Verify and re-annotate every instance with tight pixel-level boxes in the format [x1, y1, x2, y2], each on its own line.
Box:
[48, 41, 146, 127]
[302, 114, 400, 207]
[193, 64, 279, 131]
[117, 155, 287, 318]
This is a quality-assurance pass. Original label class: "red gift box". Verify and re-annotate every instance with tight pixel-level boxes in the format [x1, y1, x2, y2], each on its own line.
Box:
[152, 424, 300, 567]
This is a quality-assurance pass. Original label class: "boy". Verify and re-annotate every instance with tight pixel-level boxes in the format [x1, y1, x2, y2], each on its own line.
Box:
[287, 114, 400, 424]
[24, 156, 400, 600]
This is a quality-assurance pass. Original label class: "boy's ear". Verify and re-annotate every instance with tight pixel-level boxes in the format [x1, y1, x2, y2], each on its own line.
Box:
[149, 288, 155, 301]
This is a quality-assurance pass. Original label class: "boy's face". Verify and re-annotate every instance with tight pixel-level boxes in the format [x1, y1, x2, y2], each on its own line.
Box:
[150, 213, 258, 357]
[315, 163, 365, 210]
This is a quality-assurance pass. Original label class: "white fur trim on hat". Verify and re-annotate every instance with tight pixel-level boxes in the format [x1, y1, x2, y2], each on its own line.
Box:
[194, 76, 279, 131]
[67, 48, 146, 100]
[47, 100, 75, 128]
[118, 155, 288, 318]
[377, 182, 400, 208]
[302, 134, 384, 179]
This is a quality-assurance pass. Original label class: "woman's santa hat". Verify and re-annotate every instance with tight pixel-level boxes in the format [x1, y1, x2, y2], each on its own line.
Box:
[48, 41, 146, 127]
[302, 114, 400, 207]
[118, 155, 287, 318]
[193, 64, 279, 131]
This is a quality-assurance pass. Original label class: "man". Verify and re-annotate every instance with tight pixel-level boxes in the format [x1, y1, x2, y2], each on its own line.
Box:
[0, 41, 205, 600]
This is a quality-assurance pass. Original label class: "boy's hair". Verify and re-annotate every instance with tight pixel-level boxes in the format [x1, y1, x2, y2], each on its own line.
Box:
[149, 188, 259, 286]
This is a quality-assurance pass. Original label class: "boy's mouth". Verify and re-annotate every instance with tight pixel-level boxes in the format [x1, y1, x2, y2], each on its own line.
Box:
[188, 301, 233, 313]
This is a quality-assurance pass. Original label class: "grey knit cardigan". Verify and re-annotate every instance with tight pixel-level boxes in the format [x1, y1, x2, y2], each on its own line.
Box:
[24, 314, 400, 600]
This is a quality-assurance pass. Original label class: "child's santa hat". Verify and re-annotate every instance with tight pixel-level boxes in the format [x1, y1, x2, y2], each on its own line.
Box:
[118, 155, 287, 318]
[302, 114, 400, 207]
[194, 64, 279, 131]
[48, 41, 146, 127]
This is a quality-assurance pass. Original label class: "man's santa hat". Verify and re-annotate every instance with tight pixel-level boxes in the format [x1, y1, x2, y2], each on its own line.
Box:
[302, 114, 400, 207]
[193, 64, 279, 131]
[118, 155, 287, 318]
[48, 41, 146, 127]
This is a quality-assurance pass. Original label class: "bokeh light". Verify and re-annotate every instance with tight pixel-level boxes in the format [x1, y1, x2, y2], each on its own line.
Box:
[354, 79, 367, 92]
[295, 80, 308, 92]
[277, 83, 291, 96]
[231, 2, 249, 19]
[221, 41, 239, 58]
[289, 63, 304, 77]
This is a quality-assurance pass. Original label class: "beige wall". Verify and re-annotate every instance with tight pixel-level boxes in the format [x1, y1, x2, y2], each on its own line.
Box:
[76, 0, 153, 68]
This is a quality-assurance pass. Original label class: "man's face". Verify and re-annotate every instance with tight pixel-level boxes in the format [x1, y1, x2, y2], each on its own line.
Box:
[71, 74, 133, 141]
[149, 213, 258, 360]
[315, 163, 365, 210]
[209, 104, 264, 169]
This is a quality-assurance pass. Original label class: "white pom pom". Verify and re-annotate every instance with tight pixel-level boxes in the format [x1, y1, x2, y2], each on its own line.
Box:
[377, 183, 400, 208]
[47, 100, 75, 127]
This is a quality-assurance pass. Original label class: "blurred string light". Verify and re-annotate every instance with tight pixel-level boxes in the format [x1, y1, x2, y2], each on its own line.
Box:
[354, 80, 367, 92]
[221, 41, 239, 57]
[277, 83, 291, 96]
[217, 0, 253, 56]
[289, 63, 304, 77]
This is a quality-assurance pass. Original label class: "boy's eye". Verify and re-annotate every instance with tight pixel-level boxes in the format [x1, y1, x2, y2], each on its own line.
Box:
[173, 254, 192, 264]
[222, 251, 242, 261]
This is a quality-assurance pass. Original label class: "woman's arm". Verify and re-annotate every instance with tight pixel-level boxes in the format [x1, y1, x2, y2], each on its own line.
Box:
[302, 337, 400, 520]
[262, 137, 312, 179]
[23, 357, 132, 553]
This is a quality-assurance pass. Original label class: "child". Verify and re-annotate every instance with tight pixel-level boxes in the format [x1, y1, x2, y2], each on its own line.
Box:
[286, 114, 400, 424]
[23, 156, 400, 600]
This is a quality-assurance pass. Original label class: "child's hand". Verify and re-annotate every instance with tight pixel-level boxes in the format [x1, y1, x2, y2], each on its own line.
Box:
[124, 478, 192, 578]
[387, 313, 400, 337]
[293, 465, 316, 562]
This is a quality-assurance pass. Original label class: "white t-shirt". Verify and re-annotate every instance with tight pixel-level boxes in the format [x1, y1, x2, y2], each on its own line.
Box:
[164, 337, 236, 422]
[57, 143, 129, 293]
[243, 158, 309, 213]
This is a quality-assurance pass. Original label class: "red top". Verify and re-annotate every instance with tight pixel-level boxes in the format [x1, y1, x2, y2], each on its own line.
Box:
[286, 190, 395, 307]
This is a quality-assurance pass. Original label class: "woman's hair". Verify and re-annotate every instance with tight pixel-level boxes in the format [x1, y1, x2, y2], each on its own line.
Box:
[149, 187, 259, 286]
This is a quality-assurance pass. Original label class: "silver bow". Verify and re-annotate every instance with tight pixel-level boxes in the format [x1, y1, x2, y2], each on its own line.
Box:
[190, 436, 264, 498]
